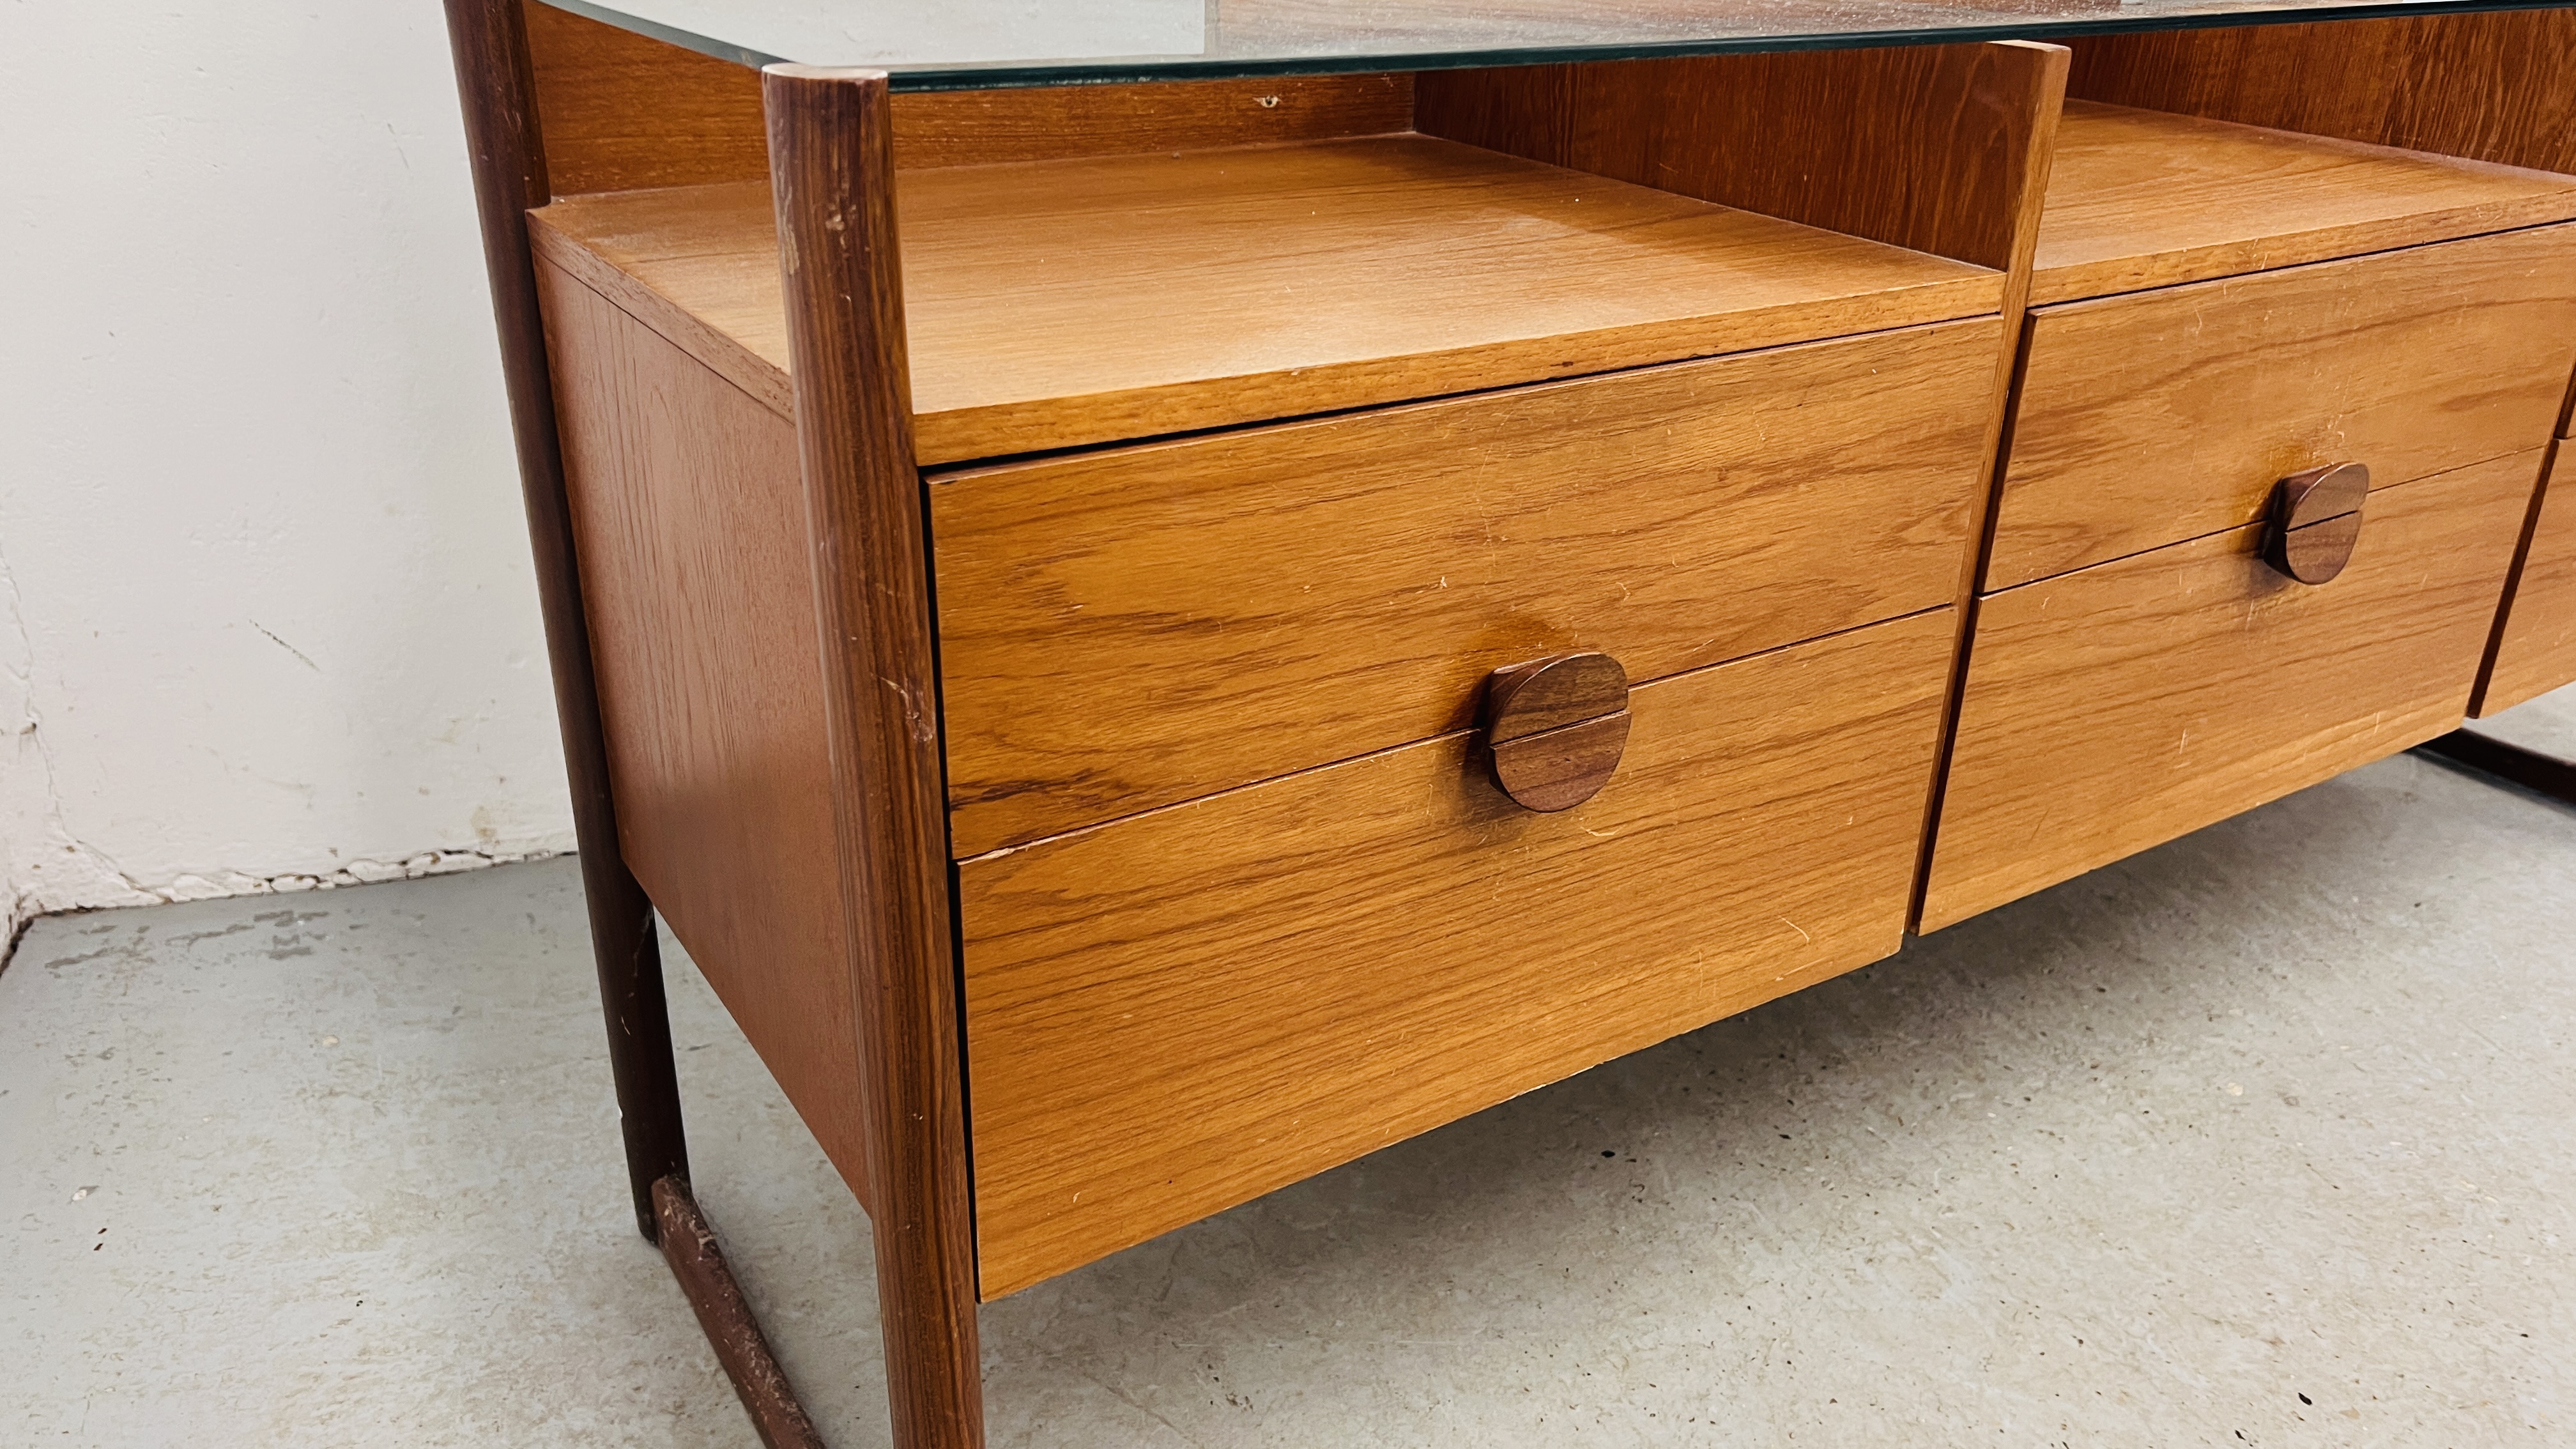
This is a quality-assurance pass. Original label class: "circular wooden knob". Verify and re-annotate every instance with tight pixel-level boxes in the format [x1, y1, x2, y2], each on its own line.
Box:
[1481, 652, 1630, 811]
[2262, 462, 2369, 584]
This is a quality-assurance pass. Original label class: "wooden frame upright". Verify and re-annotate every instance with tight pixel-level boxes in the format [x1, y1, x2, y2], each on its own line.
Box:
[442, 4, 972, 1446]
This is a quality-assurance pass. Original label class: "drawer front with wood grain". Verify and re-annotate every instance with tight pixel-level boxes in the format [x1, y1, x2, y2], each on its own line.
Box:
[1988, 224, 2576, 590]
[2481, 445, 2576, 715]
[958, 608, 1955, 1298]
[1924, 450, 2538, 931]
[930, 318, 2000, 857]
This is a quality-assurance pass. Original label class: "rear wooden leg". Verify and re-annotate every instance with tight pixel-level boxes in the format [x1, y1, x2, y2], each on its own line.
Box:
[444, 6, 829, 1446]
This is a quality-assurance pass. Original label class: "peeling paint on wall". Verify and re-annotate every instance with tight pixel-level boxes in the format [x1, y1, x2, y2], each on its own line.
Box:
[2, 4, 579, 960]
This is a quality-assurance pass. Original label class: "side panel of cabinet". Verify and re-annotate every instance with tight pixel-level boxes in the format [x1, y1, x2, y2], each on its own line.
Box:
[538, 260, 875, 1209]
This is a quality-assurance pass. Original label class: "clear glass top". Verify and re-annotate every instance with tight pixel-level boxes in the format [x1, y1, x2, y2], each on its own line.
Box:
[546, 0, 2526, 89]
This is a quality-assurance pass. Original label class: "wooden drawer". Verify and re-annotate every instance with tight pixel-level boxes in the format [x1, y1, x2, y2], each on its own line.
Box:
[2481, 445, 2576, 715]
[959, 608, 1955, 1296]
[1924, 451, 2538, 931]
[1988, 224, 2576, 590]
[931, 318, 2000, 856]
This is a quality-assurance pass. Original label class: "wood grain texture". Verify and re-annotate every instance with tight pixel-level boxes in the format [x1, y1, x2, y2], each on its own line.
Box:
[1485, 652, 1630, 743]
[1989, 223, 2576, 590]
[761, 66, 981, 1449]
[1417, 41, 2069, 272]
[1485, 652, 1634, 813]
[1490, 710, 1632, 813]
[2031, 101, 2576, 305]
[525, 3, 1413, 192]
[441, 0, 689, 1242]
[2479, 445, 2576, 714]
[960, 607, 1958, 1298]
[2261, 463, 2372, 586]
[1923, 450, 2538, 932]
[2067, 11, 2576, 178]
[526, 1, 767, 194]
[528, 134, 2000, 464]
[931, 318, 2002, 857]
[1905, 42, 2071, 922]
[535, 261, 869, 1208]
[889, 71, 1414, 169]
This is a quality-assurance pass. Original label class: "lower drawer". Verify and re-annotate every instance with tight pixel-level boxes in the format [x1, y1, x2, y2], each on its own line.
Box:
[2479, 445, 2576, 716]
[958, 608, 1956, 1298]
[1922, 450, 2538, 931]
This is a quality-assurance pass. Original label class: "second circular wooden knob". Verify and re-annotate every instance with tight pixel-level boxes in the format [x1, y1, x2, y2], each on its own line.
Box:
[2262, 462, 2370, 585]
[1481, 651, 1630, 811]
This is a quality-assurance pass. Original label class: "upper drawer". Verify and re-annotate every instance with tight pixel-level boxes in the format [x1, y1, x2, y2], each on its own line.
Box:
[931, 317, 2000, 857]
[1987, 223, 2576, 590]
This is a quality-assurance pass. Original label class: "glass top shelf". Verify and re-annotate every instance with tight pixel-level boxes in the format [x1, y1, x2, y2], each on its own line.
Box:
[544, 0, 2552, 89]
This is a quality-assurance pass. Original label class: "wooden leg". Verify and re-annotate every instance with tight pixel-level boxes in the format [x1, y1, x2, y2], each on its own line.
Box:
[763, 65, 988, 1449]
[2417, 729, 2576, 805]
[441, 0, 688, 1243]
[657, 1177, 830, 1449]
[443, 5, 829, 1445]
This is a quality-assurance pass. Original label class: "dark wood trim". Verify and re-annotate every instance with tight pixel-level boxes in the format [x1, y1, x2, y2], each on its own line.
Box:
[2417, 728, 2576, 806]
[1910, 46, 2070, 935]
[654, 1177, 828, 1449]
[2467, 433, 2563, 717]
[762, 63, 987, 1449]
[441, 0, 689, 1243]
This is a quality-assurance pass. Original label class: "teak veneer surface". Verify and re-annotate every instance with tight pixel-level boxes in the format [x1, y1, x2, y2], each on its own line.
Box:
[528, 134, 1999, 465]
[2031, 102, 2576, 304]
[525, 1, 1417, 191]
[960, 607, 1956, 1299]
[2481, 447, 2576, 714]
[533, 261, 870, 1208]
[1418, 42, 2068, 273]
[1990, 222, 2576, 590]
[2066, 11, 2576, 180]
[933, 318, 2000, 857]
[1925, 450, 2536, 931]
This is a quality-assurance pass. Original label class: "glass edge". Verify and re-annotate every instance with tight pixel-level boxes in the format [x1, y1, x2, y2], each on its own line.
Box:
[532, 0, 2566, 91]
[534, 0, 790, 69]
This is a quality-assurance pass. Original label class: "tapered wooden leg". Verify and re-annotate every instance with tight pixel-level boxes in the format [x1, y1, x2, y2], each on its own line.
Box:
[763, 64, 988, 1449]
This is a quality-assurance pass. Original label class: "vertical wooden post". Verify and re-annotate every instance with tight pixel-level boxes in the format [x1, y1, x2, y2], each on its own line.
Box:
[441, 0, 690, 1243]
[762, 65, 988, 1449]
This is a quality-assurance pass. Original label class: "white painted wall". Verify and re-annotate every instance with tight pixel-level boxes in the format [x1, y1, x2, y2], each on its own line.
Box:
[2, 4, 575, 939]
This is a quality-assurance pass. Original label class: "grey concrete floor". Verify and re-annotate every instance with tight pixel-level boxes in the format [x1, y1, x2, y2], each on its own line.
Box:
[8, 697, 2576, 1447]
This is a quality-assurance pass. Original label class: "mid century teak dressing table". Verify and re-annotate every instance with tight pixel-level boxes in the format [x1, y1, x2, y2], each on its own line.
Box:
[440, 1, 2576, 1441]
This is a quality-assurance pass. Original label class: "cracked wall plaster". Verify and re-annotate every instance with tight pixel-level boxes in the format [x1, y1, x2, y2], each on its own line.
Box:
[3, 4, 578, 951]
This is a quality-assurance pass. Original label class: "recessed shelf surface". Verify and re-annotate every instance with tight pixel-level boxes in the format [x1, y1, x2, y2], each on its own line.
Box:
[2032, 100, 2576, 303]
[546, 0, 2552, 89]
[531, 134, 1997, 464]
